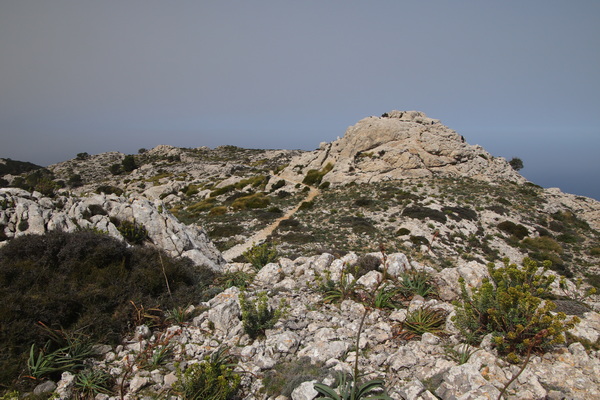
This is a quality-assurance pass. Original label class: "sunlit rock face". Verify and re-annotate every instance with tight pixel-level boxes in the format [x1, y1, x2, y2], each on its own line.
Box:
[280, 110, 525, 185]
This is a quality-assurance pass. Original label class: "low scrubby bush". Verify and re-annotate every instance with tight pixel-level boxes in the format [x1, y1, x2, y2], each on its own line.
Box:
[302, 163, 333, 186]
[243, 242, 278, 269]
[497, 221, 529, 240]
[239, 291, 285, 340]
[402, 206, 447, 223]
[231, 193, 270, 210]
[453, 257, 580, 363]
[173, 347, 240, 400]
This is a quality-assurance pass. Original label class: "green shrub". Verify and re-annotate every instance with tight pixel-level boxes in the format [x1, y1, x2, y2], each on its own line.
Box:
[442, 206, 477, 222]
[109, 164, 122, 175]
[208, 206, 227, 216]
[302, 163, 333, 186]
[116, 219, 148, 245]
[298, 200, 314, 211]
[209, 224, 243, 238]
[95, 185, 123, 196]
[122, 155, 137, 172]
[270, 179, 286, 192]
[187, 197, 217, 213]
[231, 193, 270, 210]
[497, 221, 529, 239]
[239, 291, 285, 340]
[402, 206, 447, 223]
[453, 258, 580, 363]
[355, 254, 381, 278]
[243, 242, 278, 269]
[173, 347, 240, 400]
[397, 227, 411, 236]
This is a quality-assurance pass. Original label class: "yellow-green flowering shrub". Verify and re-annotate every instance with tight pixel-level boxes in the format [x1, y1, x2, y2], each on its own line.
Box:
[453, 257, 580, 362]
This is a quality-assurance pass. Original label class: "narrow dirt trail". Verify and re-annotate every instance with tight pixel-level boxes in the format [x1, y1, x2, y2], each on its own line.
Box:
[222, 180, 320, 262]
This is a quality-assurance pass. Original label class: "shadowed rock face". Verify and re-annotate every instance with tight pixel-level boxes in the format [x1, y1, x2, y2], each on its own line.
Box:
[280, 110, 525, 185]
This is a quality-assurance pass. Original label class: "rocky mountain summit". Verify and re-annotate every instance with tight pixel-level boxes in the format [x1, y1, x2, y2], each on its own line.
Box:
[279, 111, 525, 185]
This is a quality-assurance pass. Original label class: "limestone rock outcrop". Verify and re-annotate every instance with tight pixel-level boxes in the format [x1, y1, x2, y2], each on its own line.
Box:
[0, 188, 224, 270]
[280, 111, 525, 186]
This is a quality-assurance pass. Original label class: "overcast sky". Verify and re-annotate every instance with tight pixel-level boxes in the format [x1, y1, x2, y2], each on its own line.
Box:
[1, 1, 599, 199]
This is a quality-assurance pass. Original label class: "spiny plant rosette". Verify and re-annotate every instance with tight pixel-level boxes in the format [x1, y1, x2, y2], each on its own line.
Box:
[453, 257, 580, 363]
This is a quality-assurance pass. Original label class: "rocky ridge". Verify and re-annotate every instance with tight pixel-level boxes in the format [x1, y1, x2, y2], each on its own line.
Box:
[0, 188, 224, 270]
[41, 252, 600, 400]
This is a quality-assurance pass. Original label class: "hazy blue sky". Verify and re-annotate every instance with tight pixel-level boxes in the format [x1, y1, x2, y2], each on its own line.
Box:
[1, 1, 599, 199]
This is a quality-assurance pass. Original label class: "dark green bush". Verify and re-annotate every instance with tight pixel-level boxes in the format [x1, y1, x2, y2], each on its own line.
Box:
[121, 155, 137, 172]
[270, 179, 286, 192]
[302, 163, 333, 186]
[209, 224, 243, 238]
[355, 254, 381, 278]
[340, 216, 376, 234]
[298, 201, 314, 211]
[354, 198, 374, 207]
[278, 218, 301, 230]
[95, 185, 124, 196]
[402, 206, 447, 223]
[116, 219, 148, 245]
[109, 164, 122, 175]
[442, 206, 477, 222]
[0, 231, 218, 388]
[410, 235, 429, 247]
[239, 291, 284, 340]
[397, 227, 411, 236]
[497, 221, 529, 240]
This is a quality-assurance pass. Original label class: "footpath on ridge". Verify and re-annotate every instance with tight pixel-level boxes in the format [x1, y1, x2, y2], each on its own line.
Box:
[222, 177, 320, 262]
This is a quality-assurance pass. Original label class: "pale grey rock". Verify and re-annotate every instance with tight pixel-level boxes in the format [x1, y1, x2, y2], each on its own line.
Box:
[254, 262, 284, 285]
[457, 261, 489, 291]
[129, 375, 149, 393]
[435, 363, 501, 399]
[297, 340, 351, 363]
[312, 253, 335, 274]
[356, 270, 383, 290]
[266, 331, 300, 354]
[279, 111, 525, 186]
[55, 371, 76, 399]
[434, 268, 461, 301]
[398, 379, 426, 400]
[163, 372, 178, 389]
[0, 190, 224, 270]
[291, 380, 318, 400]
[421, 332, 440, 345]
[208, 287, 242, 335]
[33, 380, 57, 396]
[386, 252, 411, 276]
[134, 325, 151, 341]
[568, 311, 600, 344]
